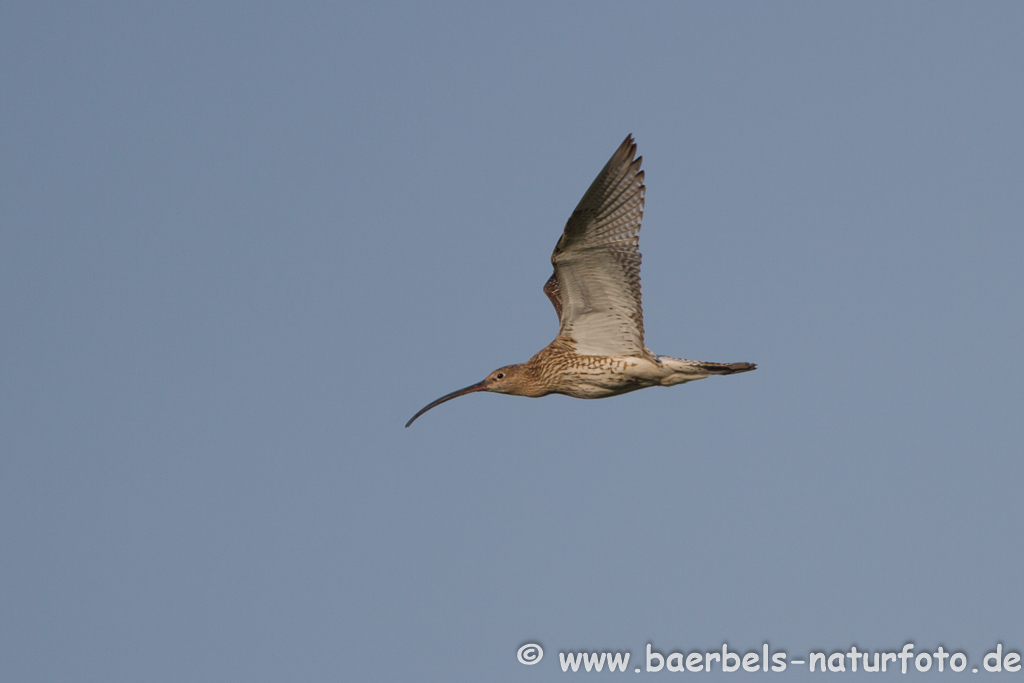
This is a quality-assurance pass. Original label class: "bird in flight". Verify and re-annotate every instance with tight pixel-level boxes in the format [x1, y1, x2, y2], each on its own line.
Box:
[406, 135, 755, 427]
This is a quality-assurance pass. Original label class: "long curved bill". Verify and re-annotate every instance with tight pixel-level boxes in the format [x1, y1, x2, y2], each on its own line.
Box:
[405, 380, 488, 428]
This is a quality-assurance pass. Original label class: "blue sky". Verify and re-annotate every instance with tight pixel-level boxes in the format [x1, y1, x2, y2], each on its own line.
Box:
[2, 2, 1022, 681]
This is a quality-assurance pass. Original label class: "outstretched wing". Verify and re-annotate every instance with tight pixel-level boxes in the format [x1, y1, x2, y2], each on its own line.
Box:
[545, 135, 648, 357]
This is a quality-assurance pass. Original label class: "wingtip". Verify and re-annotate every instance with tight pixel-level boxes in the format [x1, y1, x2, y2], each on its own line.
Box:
[616, 134, 636, 159]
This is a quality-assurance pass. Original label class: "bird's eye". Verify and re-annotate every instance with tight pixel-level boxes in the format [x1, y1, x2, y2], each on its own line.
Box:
[496, 372, 505, 379]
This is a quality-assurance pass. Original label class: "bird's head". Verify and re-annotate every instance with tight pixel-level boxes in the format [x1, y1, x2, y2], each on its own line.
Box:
[405, 363, 529, 427]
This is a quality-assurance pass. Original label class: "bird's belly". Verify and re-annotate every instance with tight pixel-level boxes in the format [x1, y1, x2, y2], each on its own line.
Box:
[550, 358, 660, 399]
[557, 377, 645, 399]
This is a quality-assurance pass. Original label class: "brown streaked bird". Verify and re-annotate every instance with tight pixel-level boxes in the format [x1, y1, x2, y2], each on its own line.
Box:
[406, 135, 755, 428]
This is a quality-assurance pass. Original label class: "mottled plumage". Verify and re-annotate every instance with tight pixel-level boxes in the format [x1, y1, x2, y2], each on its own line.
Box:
[406, 135, 755, 428]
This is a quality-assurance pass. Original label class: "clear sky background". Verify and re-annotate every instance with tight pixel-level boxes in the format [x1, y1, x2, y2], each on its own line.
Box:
[2, 2, 1022, 681]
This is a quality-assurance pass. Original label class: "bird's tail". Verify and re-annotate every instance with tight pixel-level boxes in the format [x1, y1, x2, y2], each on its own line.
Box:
[698, 361, 757, 375]
[655, 356, 756, 386]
